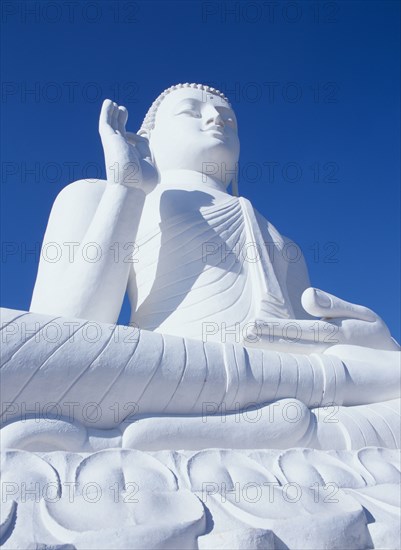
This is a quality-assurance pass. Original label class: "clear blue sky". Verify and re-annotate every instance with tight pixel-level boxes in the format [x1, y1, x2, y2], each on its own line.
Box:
[1, 0, 400, 338]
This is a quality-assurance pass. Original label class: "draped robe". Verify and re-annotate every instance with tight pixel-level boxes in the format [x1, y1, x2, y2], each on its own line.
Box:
[130, 192, 311, 343]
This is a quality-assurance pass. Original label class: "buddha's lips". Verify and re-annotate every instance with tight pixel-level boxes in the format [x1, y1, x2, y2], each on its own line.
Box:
[203, 125, 225, 134]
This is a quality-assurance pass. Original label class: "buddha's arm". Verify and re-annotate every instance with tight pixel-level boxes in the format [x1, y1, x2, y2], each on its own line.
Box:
[253, 208, 313, 319]
[30, 100, 153, 324]
[30, 179, 146, 324]
[282, 235, 313, 319]
[249, 209, 399, 353]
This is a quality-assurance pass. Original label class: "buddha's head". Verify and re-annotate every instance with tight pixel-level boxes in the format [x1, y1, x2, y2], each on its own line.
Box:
[139, 83, 240, 188]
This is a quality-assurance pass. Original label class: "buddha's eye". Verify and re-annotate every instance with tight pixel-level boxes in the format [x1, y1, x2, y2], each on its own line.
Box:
[177, 109, 201, 118]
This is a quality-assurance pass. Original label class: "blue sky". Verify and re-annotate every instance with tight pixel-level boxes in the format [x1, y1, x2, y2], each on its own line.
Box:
[1, 0, 400, 338]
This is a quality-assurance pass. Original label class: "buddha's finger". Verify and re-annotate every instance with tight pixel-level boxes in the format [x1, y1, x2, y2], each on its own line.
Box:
[301, 287, 377, 322]
[117, 106, 128, 136]
[99, 99, 115, 135]
[110, 102, 120, 132]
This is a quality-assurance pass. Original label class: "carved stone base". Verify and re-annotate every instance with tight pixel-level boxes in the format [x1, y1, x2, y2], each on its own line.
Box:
[1, 308, 400, 548]
[1, 447, 400, 549]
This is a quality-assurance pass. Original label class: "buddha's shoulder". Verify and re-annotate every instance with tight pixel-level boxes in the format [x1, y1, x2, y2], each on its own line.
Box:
[55, 179, 107, 204]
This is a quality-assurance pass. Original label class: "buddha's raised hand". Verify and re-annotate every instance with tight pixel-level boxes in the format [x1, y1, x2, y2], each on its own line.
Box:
[99, 99, 156, 189]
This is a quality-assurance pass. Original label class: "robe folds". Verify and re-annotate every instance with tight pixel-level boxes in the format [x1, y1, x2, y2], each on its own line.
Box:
[131, 195, 311, 342]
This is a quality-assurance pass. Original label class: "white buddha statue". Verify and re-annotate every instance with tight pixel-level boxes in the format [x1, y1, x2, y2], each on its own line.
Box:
[29, 83, 398, 355]
[1, 84, 400, 550]
[0, 80, 391, 442]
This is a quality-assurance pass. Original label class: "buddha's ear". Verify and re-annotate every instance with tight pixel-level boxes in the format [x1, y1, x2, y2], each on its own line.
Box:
[126, 131, 153, 163]
[136, 129, 155, 164]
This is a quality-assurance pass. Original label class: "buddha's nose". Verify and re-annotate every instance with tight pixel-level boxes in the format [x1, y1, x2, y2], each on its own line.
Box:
[205, 108, 224, 127]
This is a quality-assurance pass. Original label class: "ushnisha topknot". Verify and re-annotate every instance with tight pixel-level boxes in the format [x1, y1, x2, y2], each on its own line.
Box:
[139, 83, 231, 134]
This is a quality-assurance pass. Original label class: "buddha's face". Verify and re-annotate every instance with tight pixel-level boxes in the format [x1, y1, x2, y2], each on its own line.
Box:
[148, 88, 240, 186]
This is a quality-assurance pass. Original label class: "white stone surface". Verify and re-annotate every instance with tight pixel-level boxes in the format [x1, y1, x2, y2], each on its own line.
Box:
[1, 447, 400, 549]
[1, 83, 400, 548]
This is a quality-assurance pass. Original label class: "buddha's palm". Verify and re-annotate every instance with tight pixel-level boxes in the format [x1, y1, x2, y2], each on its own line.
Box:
[302, 288, 399, 349]
[99, 99, 157, 190]
[252, 288, 399, 353]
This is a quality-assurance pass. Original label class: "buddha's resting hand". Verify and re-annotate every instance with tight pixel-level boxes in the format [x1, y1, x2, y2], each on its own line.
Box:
[301, 288, 399, 350]
[99, 99, 156, 189]
[249, 288, 399, 354]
